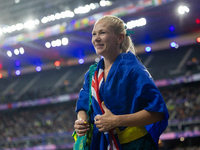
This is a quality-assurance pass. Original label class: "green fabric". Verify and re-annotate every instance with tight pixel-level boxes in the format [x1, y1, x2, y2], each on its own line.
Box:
[121, 133, 157, 150]
[73, 63, 97, 150]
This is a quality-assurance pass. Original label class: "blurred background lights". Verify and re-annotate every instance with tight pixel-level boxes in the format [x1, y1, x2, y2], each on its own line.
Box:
[197, 37, 200, 43]
[0, 73, 2, 78]
[19, 47, 25, 54]
[169, 25, 175, 31]
[7, 51, 12, 57]
[36, 66, 42, 72]
[180, 137, 185, 142]
[170, 42, 177, 48]
[196, 19, 200, 24]
[56, 39, 62, 47]
[15, 60, 20, 67]
[78, 59, 84, 64]
[178, 6, 190, 15]
[0, 63, 2, 69]
[45, 42, 51, 48]
[15, 70, 21, 76]
[14, 49, 20, 55]
[126, 18, 146, 29]
[62, 38, 68, 45]
[54, 61, 60, 67]
[145, 46, 152, 52]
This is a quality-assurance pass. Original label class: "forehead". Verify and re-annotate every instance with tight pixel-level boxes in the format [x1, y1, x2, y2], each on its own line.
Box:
[92, 20, 111, 32]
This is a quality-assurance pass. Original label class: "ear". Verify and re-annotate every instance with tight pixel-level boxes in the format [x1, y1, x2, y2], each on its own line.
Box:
[117, 33, 125, 44]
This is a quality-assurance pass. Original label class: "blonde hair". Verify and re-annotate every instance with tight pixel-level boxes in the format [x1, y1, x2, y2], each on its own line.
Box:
[96, 15, 135, 55]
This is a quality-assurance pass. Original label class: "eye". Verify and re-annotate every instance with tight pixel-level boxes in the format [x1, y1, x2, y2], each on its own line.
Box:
[101, 31, 105, 34]
[92, 33, 96, 36]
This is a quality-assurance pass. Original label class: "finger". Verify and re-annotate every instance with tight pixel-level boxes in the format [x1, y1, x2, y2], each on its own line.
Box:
[94, 114, 101, 122]
[101, 101, 108, 112]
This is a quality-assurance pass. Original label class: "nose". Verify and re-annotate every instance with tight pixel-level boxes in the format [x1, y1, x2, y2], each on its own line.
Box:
[92, 34, 101, 44]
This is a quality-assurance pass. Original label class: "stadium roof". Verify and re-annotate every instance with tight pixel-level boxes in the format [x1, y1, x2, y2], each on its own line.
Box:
[0, 0, 199, 74]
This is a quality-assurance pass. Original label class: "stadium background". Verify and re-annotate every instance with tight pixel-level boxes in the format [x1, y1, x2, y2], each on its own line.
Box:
[0, 0, 200, 149]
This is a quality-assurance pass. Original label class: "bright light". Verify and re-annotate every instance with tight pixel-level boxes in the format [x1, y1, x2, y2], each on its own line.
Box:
[36, 66, 41, 72]
[169, 25, 175, 31]
[78, 59, 84, 64]
[180, 137, 185, 142]
[74, 5, 91, 14]
[100, 1, 107, 7]
[0, 73, 2, 78]
[56, 39, 62, 46]
[62, 38, 68, 45]
[45, 42, 51, 48]
[15, 0, 20, 3]
[170, 42, 177, 48]
[90, 3, 96, 9]
[34, 19, 40, 25]
[15, 60, 20, 66]
[95, 58, 100, 62]
[0, 63, 2, 69]
[178, 6, 190, 15]
[24, 20, 36, 29]
[196, 19, 200, 24]
[14, 49, 19, 55]
[41, 17, 48, 24]
[145, 46, 151, 52]
[7, 51, 12, 57]
[54, 61, 60, 66]
[51, 40, 57, 47]
[16, 23, 24, 30]
[19, 47, 25, 54]
[15, 70, 21, 76]
[197, 37, 200, 43]
[55, 13, 61, 20]
[127, 18, 146, 29]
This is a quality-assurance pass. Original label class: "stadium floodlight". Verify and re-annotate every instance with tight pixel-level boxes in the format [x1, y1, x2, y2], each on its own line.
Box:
[51, 40, 57, 47]
[62, 38, 68, 45]
[90, 3, 96, 9]
[45, 42, 51, 48]
[178, 6, 190, 15]
[7, 51, 12, 57]
[55, 13, 61, 20]
[126, 18, 146, 29]
[41, 17, 48, 24]
[19, 47, 25, 54]
[16, 23, 24, 30]
[24, 20, 36, 29]
[14, 49, 20, 55]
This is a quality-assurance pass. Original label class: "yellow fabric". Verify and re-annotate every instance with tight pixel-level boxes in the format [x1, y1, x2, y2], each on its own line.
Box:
[116, 126, 148, 144]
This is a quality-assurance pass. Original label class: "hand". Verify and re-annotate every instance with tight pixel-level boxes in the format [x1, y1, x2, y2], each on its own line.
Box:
[74, 120, 90, 137]
[94, 102, 118, 132]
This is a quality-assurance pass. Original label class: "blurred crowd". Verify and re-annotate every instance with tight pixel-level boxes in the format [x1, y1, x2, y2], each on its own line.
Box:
[0, 102, 76, 149]
[0, 81, 200, 149]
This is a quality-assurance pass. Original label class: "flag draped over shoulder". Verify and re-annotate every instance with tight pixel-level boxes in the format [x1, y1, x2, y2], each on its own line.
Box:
[76, 52, 169, 150]
[91, 62, 122, 150]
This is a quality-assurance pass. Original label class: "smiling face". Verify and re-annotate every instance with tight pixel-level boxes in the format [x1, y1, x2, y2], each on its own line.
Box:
[92, 20, 122, 58]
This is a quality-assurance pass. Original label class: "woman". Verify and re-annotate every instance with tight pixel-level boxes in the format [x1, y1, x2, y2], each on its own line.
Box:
[74, 15, 169, 150]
